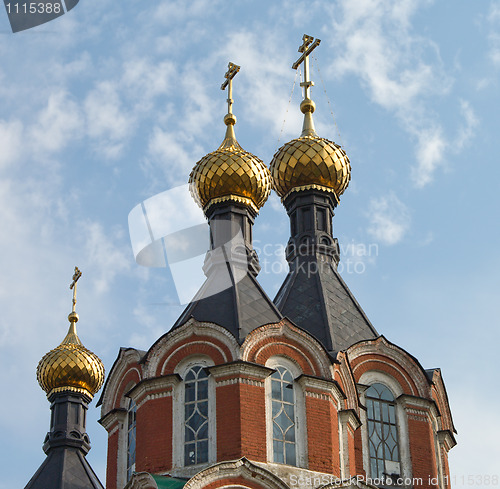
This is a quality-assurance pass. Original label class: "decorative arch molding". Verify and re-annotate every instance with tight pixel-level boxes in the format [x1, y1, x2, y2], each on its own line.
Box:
[183, 458, 291, 489]
[334, 351, 360, 412]
[125, 472, 160, 489]
[347, 336, 430, 398]
[429, 369, 455, 434]
[99, 347, 144, 415]
[143, 318, 240, 378]
[242, 320, 332, 379]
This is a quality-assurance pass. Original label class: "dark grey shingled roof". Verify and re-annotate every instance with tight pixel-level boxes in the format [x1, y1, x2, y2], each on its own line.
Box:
[173, 265, 282, 343]
[25, 447, 104, 489]
[274, 258, 378, 353]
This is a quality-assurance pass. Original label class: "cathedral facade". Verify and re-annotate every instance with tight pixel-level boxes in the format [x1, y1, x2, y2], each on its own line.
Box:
[26, 35, 456, 489]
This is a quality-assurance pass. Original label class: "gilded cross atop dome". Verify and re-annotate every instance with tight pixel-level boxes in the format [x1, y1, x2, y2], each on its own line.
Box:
[293, 34, 321, 100]
[221, 62, 240, 117]
[218, 62, 242, 150]
[69, 266, 81, 322]
[189, 62, 271, 214]
[36, 267, 105, 399]
[292, 34, 321, 137]
[269, 34, 351, 201]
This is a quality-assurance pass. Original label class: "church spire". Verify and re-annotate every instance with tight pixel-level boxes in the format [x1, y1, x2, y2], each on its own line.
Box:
[176, 63, 282, 343]
[25, 268, 105, 489]
[270, 36, 377, 353]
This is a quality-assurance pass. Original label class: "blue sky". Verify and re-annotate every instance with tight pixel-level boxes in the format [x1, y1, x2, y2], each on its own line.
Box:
[0, 1, 499, 487]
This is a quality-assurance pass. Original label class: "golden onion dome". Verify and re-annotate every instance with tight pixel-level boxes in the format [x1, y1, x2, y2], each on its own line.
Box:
[37, 315, 105, 399]
[270, 98, 351, 201]
[189, 114, 271, 214]
[37, 268, 105, 399]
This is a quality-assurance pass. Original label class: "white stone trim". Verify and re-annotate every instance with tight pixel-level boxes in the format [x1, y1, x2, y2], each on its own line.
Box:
[125, 472, 157, 489]
[100, 348, 143, 416]
[184, 458, 290, 489]
[338, 409, 362, 478]
[336, 352, 360, 412]
[208, 361, 273, 387]
[296, 375, 346, 409]
[265, 356, 308, 468]
[115, 409, 129, 489]
[127, 375, 180, 408]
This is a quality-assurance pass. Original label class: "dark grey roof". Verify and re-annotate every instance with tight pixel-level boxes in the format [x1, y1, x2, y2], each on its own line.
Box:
[274, 257, 378, 353]
[25, 447, 104, 489]
[173, 266, 282, 343]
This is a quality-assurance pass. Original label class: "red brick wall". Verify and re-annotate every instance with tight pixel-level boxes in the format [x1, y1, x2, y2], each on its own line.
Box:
[135, 396, 173, 473]
[240, 382, 266, 461]
[216, 383, 242, 460]
[353, 425, 365, 477]
[305, 394, 336, 473]
[408, 416, 438, 488]
[106, 428, 119, 489]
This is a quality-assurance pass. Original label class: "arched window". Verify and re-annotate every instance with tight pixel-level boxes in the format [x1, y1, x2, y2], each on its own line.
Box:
[366, 383, 401, 479]
[271, 366, 297, 465]
[184, 365, 209, 466]
[126, 398, 137, 481]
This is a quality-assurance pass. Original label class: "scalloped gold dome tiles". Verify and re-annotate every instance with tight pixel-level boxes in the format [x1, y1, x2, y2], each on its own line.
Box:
[37, 324, 105, 398]
[189, 140, 272, 213]
[270, 135, 351, 200]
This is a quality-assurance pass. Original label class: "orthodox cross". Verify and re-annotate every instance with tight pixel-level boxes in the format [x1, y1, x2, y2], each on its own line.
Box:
[221, 62, 241, 115]
[69, 266, 82, 313]
[292, 34, 321, 100]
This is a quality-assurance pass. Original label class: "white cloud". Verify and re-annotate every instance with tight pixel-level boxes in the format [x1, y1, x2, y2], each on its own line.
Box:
[147, 127, 205, 186]
[85, 81, 135, 158]
[366, 193, 410, 245]
[220, 30, 303, 138]
[453, 99, 479, 149]
[0, 120, 23, 170]
[81, 221, 131, 294]
[410, 99, 478, 187]
[331, 0, 448, 112]
[410, 125, 447, 188]
[327, 0, 480, 188]
[30, 91, 83, 154]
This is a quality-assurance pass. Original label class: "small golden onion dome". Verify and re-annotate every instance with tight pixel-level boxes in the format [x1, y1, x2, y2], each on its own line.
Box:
[189, 114, 272, 214]
[269, 134, 351, 200]
[36, 313, 105, 399]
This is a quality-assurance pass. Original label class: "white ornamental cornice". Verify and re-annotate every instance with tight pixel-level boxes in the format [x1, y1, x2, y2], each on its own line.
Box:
[126, 374, 181, 408]
[208, 360, 275, 383]
[338, 409, 362, 432]
[437, 429, 457, 451]
[98, 407, 127, 433]
[297, 374, 346, 407]
[398, 394, 441, 428]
